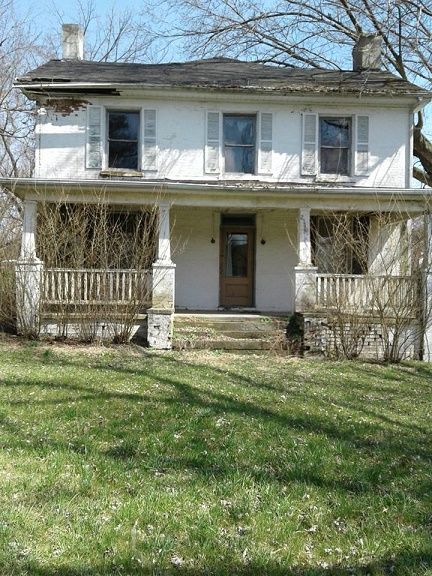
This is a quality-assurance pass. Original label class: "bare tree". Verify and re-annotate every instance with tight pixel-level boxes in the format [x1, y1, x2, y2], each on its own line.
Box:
[148, 0, 432, 185]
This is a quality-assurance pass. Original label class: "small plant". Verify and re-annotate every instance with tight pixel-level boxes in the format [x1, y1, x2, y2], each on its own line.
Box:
[286, 313, 303, 355]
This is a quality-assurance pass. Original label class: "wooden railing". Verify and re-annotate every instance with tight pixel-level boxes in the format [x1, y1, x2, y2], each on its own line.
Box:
[316, 274, 419, 312]
[43, 268, 152, 307]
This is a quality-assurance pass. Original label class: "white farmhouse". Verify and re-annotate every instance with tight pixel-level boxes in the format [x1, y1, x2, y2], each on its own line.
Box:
[3, 25, 432, 358]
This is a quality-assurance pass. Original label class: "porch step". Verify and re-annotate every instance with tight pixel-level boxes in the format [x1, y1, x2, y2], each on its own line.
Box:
[173, 313, 289, 350]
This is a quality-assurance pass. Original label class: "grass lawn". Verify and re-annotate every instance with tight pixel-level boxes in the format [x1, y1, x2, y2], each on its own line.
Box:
[0, 339, 431, 575]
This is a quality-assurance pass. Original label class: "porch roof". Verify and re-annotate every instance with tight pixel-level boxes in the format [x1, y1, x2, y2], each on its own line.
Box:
[1, 177, 430, 213]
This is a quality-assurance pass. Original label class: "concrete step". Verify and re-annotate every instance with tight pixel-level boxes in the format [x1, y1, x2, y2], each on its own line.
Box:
[173, 313, 289, 351]
[173, 338, 282, 351]
[175, 316, 287, 332]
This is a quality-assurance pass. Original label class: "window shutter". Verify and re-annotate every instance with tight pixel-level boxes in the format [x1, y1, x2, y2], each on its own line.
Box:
[143, 109, 157, 170]
[301, 113, 318, 176]
[86, 105, 102, 169]
[205, 111, 220, 173]
[259, 112, 273, 173]
[356, 115, 369, 176]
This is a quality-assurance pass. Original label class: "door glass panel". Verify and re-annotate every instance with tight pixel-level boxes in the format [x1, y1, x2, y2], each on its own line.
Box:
[225, 233, 248, 277]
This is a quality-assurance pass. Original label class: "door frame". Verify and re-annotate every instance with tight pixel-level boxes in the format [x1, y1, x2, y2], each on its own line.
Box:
[219, 220, 256, 308]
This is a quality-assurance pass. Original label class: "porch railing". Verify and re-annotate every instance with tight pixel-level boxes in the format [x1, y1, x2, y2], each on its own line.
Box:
[43, 268, 152, 307]
[316, 274, 419, 313]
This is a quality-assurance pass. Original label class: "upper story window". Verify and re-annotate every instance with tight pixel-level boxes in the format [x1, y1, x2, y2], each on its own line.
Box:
[319, 117, 352, 176]
[107, 111, 140, 170]
[223, 114, 256, 174]
[302, 113, 368, 179]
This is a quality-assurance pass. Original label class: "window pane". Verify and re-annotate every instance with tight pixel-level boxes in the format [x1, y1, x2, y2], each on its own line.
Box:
[225, 233, 248, 277]
[224, 115, 255, 145]
[225, 146, 255, 173]
[109, 112, 140, 140]
[320, 118, 350, 147]
[320, 148, 349, 175]
[108, 141, 138, 169]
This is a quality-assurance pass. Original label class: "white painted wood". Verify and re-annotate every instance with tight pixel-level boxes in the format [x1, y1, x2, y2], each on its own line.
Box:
[143, 109, 157, 170]
[157, 202, 172, 262]
[298, 207, 312, 265]
[43, 269, 152, 306]
[20, 200, 39, 261]
[301, 113, 318, 176]
[316, 273, 417, 311]
[86, 105, 102, 169]
[355, 115, 369, 175]
[205, 111, 221, 173]
[258, 112, 273, 173]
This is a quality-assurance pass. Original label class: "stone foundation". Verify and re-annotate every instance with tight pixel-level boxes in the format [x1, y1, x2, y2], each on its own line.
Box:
[147, 308, 174, 349]
[303, 314, 421, 360]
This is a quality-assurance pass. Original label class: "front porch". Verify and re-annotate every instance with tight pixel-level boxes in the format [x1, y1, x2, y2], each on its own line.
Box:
[13, 196, 432, 358]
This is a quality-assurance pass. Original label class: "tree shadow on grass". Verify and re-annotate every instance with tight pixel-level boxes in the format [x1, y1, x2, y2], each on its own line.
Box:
[12, 548, 432, 575]
[1, 356, 431, 500]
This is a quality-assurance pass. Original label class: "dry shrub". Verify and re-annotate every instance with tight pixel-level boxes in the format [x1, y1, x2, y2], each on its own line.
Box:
[37, 195, 158, 343]
[0, 194, 21, 331]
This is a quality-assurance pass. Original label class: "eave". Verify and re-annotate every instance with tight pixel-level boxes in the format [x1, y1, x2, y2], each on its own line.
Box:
[15, 83, 431, 109]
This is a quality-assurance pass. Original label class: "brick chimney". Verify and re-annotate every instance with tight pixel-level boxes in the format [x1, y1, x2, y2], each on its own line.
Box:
[352, 34, 382, 72]
[62, 24, 84, 60]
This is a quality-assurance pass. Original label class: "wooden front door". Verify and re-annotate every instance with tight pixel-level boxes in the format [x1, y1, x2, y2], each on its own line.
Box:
[220, 225, 255, 307]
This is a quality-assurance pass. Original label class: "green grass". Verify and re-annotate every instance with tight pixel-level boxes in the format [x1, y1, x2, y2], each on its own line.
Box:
[0, 339, 431, 575]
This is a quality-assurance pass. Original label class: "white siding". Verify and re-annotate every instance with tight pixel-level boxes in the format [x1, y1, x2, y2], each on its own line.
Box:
[38, 96, 411, 189]
[172, 207, 297, 312]
[172, 207, 219, 310]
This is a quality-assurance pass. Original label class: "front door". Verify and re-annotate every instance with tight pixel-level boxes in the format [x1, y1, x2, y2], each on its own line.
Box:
[220, 224, 255, 307]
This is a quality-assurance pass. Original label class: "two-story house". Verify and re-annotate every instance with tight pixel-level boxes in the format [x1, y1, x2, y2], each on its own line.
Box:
[2, 25, 432, 357]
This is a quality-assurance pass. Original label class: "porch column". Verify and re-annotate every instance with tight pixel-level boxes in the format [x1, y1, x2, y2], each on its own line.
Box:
[422, 214, 432, 361]
[148, 201, 176, 349]
[16, 200, 44, 337]
[294, 207, 317, 312]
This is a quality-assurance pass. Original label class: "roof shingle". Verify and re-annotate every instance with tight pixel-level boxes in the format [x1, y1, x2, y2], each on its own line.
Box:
[16, 57, 431, 97]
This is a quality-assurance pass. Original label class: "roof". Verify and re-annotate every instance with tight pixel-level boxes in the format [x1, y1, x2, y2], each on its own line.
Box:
[16, 57, 431, 98]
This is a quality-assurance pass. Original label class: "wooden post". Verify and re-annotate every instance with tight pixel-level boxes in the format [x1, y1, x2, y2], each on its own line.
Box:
[148, 202, 176, 349]
[295, 207, 317, 312]
[16, 199, 43, 336]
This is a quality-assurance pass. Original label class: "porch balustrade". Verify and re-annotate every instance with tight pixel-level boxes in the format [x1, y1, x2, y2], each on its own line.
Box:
[316, 273, 419, 314]
[43, 268, 152, 307]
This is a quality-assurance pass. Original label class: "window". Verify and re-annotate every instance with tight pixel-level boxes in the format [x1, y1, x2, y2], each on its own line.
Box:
[223, 114, 256, 173]
[107, 111, 140, 170]
[311, 215, 369, 274]
[319, 117, 352, 175]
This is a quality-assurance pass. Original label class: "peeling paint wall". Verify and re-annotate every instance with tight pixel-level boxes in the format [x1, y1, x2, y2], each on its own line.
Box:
[37, 96, 411, 189]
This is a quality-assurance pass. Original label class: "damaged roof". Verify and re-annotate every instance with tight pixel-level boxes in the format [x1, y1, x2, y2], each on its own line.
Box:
[16, 57, 431, 98]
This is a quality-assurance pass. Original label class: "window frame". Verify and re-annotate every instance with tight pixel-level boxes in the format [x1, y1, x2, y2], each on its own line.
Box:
[106, 108, 142, 171]
[222, 113, 257, 175]
[318, 115, 353, 177]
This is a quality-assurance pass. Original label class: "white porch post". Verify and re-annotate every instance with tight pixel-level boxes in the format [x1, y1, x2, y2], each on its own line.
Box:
[148, 201, 176, 349]
[16, 200, 44, 336]
[422, 213, 432, 362]
[294, 207, 317, 312]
